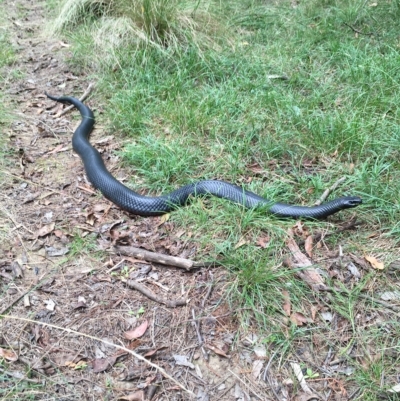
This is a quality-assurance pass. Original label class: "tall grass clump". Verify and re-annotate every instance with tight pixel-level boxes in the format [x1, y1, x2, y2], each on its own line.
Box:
[50, 0, 226, 67]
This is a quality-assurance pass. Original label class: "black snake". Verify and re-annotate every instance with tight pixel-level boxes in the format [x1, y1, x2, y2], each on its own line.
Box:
[45, 93, 362, 218]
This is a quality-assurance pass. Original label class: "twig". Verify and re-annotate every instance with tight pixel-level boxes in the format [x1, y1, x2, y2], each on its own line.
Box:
[228, 369, 264, 400]
[0, 314, 195, 398]
[263, 349, 281, 401]
[0, 367, 43, 384]
[115, 246, 218, 271]
[290, 362, 316, 396]
[0, 266, 56, 315]
[0, 207, 28, 253]
[201, 271, 214, 308]
[126, 279, 187, 308]
[55, 83, 95, 117]
[285, 237, 328, 291]
[314, 177, 347, 205]
[343, 22, 374, 36]
[191, 309, 208, 361]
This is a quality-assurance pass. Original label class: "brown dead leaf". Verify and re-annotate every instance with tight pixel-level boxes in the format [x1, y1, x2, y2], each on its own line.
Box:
[304, 235, 313, 258]
[92, 355, 117, 373]
[36, 222, 55, 237]
[247, 162, 264, 174]
[256, 235, 270, 249]
[252, 360, 264, 380]
[234, 236, 248, 249]
[124, 320, 149, 340]
[47, 144, 69, 154]
[51, 352, 84, 367]
[290, 312, 313, 326]
[143, 346, 168, 358]
[282, 290, 291, 317]
[365, 255, 384, 270]
[53, 229, 64, 238]
[118, 391, 145, 401]
[204, 343, 230, 358]
[310, 305, 318, 321]
[0, 347, 18, 361]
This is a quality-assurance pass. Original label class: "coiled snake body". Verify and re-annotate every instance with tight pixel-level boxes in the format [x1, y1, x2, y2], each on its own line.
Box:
[46, 93, 362, 219]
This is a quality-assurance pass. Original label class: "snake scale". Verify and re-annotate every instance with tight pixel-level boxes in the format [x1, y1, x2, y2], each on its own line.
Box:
[46, 93, 362, 219]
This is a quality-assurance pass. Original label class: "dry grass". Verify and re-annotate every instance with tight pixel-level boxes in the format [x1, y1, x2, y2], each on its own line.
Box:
[49, 0, 226, 66]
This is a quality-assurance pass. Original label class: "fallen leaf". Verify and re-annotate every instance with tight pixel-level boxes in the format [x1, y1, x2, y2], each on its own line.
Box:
[124, 320, 148, 340]
[321, 311, 333, 322]
[234, 236, 248, 249]
[157, 213, 170, 226]
[45, 246, 69, 257]
[118, 391, 145, 401]
[282, 290, 291, 317]
[252, 360, 264, 379]
[304, 235, 313, 258]
[44, 299, 56, 311]
[365, 255, 384, 270]
[310, 305, 318, 321]
[143, 346, 167, 357]
[204, 344, 230, 358]
[290, 362, 314, 395]
[0, 347, 18, 361]
[92, 355, 117, 373]
[290, 312, 313, 326]
[36, 223, 55, 237]
[47, 144, 69, 154]
[173, 354, 195, 369]
[388, 383, 400, 393]
[380, 291, 400, 301]
[253, 344, 266, 358]
[256, 235, 270, 249]
[347, 262, 361, 278]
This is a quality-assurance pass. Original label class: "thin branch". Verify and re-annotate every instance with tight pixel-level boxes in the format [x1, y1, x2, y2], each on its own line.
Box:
[126, 279, 187, 308]
[0, 314, 195, 398]
[228, 369, 264, 400]
[343, 22, 374, 36]
[191, 309, 208, 361]
[201, 271, 214, 308]
[55, 83, 95, 117]
[314, 176, 347, 205]
[115, 246, 218, 271]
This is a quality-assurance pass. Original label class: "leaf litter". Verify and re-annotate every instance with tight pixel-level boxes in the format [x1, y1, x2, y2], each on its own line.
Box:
[0, 0, 400, 400]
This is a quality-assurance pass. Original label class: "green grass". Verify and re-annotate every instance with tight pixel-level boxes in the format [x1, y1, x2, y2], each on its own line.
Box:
[52, 0, 400, 398]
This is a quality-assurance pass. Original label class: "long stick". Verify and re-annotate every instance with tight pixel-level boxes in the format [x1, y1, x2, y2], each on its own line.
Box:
[0, 314, 195, 397]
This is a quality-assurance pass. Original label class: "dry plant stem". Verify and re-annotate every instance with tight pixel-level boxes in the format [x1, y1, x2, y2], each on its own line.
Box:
[201, 271, 214, 308]
[0, 267, 53, 315]
[228, 369, 264, 400]
[126, 279, 187, 307]
[0, 314, 195, 398]
[55, 82, 95, 117]
[343, 22, 374, 36]
[314, 176, 347, 206]
[263, 349, 281, 401]
[191, 308, 208, 361]
[1, 207, 28, 253]
[0, 366, 42, 384]
[286, 237, 328, 291]
[115, 245, 216, 270]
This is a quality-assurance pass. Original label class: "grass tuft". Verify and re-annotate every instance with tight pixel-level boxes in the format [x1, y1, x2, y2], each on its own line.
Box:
[50, 0, 227, 68]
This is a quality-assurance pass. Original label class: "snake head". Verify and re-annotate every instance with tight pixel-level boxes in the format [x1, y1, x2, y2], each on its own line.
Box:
[341, 196, 362, 208]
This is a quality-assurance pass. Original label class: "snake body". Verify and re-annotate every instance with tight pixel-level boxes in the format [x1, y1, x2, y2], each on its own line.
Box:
[45, 93, 362, 218]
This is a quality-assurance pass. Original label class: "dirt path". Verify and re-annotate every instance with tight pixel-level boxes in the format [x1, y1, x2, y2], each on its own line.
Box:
[0, 1, 266, 400]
